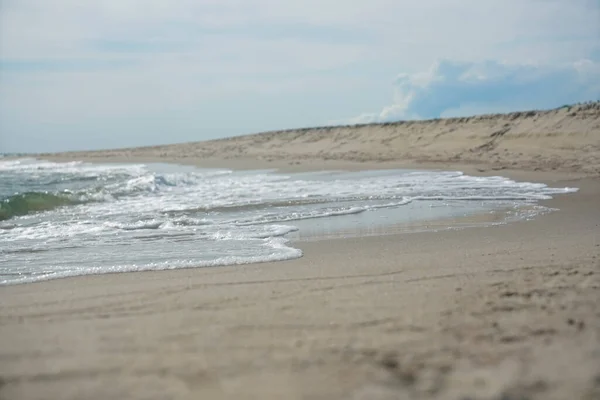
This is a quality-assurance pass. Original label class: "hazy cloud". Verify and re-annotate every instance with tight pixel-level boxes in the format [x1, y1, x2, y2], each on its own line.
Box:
[341, 59, 600, 124]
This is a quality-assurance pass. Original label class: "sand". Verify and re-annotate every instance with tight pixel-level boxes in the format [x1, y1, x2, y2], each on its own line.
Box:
[2, 104, 600, 399]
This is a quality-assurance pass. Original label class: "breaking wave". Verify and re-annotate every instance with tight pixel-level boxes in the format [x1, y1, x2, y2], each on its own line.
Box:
[0, 192, 82, 221]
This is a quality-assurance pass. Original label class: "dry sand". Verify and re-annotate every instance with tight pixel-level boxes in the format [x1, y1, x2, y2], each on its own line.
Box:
[1, 104, 600, 399]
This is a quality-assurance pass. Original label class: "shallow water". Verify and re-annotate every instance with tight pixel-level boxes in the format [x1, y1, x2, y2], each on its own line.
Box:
[0, 159, 577, 284]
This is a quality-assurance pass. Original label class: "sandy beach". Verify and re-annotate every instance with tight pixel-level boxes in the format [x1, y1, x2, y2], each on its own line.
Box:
[2, 104, 600, 399]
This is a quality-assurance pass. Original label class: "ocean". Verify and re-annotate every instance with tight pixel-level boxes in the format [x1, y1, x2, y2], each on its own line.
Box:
[0, 158, 577, 285]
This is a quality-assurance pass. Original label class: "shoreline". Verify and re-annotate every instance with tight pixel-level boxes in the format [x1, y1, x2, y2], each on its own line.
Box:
[1, 155, 598, 399]
[0, 156, 578, 287]
[0, 156, 583, 285]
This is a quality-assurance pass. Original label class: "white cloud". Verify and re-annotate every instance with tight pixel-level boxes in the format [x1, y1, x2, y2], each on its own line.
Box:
[338, 59, 600, 124]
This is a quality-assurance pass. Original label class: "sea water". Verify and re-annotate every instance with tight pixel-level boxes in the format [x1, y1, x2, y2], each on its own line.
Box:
[0, 159, 577, 284]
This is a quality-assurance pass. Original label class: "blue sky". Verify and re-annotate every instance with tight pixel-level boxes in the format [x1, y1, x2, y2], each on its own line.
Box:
[1, 0, 599, 153]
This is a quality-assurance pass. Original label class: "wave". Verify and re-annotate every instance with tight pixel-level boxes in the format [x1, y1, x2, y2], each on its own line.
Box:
[0, 169, 230, 220]
[103, 220, 164, 231]
[0, 192, 82, 221]
[233, 206, 368, 226]
[1, 237, 303, 286]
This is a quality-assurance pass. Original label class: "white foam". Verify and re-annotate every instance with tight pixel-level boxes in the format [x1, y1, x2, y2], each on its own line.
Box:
[232, 206, 367, 225]
[1, 237, 303, 285]
[104, 220, 164, 231]
[0, 158, 146, 176]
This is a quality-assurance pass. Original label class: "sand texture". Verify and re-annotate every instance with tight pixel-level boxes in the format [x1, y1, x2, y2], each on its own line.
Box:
[43, 102, 600, 176]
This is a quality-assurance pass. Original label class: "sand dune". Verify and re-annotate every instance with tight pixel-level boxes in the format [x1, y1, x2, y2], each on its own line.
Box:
[44, 102, 600, 175]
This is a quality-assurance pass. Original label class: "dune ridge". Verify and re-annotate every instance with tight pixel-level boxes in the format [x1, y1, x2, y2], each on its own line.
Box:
[44, 102, 600, 175]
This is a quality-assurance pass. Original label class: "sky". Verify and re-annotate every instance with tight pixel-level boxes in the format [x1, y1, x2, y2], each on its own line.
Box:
[1, 0, 599, 153]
